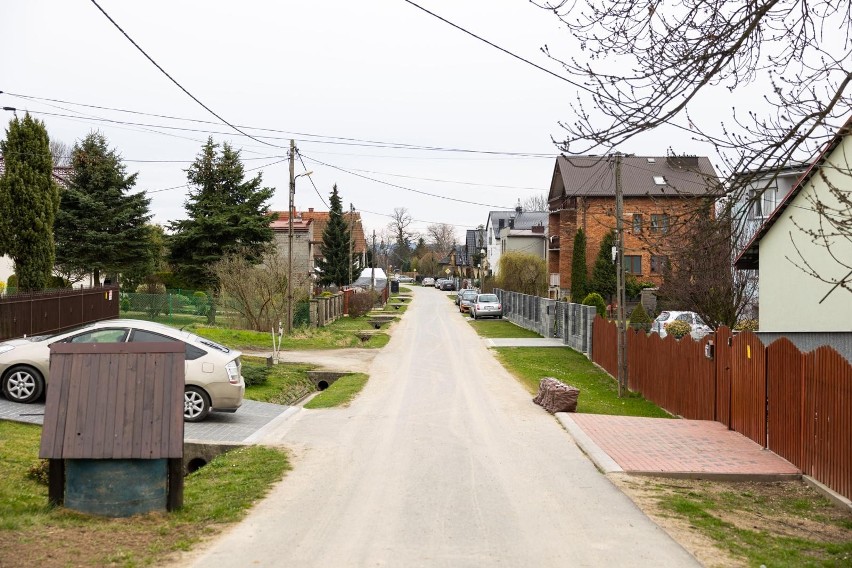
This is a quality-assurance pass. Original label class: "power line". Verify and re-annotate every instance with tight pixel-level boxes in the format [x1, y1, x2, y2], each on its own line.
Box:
[3, 91, 558, 158]
[299, 153, 515, 209]
[88, 0, 287, 150]
[295, 149, 329, 208]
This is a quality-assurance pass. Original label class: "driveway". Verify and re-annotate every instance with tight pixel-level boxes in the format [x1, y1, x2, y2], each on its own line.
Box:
[175, 286, 698, 567]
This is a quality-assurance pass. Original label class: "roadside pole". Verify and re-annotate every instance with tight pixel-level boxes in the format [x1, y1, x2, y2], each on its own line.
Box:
[614, 153, 628, 397]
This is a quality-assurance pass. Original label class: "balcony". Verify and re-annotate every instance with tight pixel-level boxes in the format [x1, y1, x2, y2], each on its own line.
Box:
[548, 235, 560, 250]
[549, 273, 560, 287]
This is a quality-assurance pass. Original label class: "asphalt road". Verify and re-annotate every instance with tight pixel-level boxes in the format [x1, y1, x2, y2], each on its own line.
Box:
[176, 286, 699, 567]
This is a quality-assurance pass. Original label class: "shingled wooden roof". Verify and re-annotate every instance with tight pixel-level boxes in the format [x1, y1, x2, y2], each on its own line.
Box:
[39, 342, 185, 460]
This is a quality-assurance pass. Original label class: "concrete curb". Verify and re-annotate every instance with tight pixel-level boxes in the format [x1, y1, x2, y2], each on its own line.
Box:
[242, 406, 302, 444]
[804, 475, 852, 513]
[555, 413, 623, 474]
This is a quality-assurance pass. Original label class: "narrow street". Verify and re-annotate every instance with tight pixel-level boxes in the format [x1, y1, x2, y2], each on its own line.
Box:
[178, 287, 698, 567]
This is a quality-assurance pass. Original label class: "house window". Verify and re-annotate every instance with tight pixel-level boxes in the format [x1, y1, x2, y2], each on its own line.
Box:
[624, 255, 642, 274]
[653, 176, 667, 185]
[651, 255, 669, 273]
[650, 214, 669, 234]
[752, 184, 779, 219]
[632, 214, 643, 234]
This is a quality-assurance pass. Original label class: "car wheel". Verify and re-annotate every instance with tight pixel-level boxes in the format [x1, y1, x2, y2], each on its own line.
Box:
[184, 386, 211, 422]
[1, 365, 45, 403]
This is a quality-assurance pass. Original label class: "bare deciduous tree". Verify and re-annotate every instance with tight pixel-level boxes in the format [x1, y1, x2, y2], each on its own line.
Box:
[387, 207, 415, 268]
[521, 194, 548, 212]
[426, 223, 457, 259]
[211, 249, 307, 332]
[534, 0, 851, 286]
[49, 139, 71, 167]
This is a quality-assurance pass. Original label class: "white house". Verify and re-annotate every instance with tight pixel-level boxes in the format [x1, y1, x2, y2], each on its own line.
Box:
[735, 118, 852, 332]
[484, 205, 548, 276]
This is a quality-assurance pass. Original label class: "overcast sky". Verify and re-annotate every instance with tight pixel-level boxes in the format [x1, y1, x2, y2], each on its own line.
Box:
[3, 0, 748, 241]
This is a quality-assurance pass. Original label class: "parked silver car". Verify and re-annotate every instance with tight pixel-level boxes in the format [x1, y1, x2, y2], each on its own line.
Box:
[470, 293, 503, 320]
[0, 319, 245, 422]
[651, 311, 711, 339]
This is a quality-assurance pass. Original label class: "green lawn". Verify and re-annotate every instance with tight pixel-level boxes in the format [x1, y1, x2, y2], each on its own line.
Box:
[494, 346, 670, 417]
[304, 373, 369, 409]
[468, 319, 542, 338]
[241, 356, 317, 405]
[0, 421, 289, 566]
[184, 316, 390, 351]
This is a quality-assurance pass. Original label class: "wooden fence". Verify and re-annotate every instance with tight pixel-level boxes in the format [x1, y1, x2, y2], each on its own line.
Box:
[592, 316, 852, 500]
[0, 285, 119, 341]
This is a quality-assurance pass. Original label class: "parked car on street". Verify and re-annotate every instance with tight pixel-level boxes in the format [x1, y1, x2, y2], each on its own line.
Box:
[455, 288, 476, 305]
[421, 277, 435, 286]
[395, 275, 415, 283]
[458, 290, 479, 313]
[440, 279, 456, 291]
[0, 319, 245, 422]
[470, 293, 503, 320]
[651, 311, 711, 339]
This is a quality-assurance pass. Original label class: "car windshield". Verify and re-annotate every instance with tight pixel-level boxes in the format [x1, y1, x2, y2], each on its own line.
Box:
[478, 294, 498, 302]
[655, 311, 670, 322]
[462, 291, 478, 299]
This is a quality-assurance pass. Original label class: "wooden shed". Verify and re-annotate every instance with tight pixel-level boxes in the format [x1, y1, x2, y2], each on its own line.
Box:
[39, 342, 185, 516]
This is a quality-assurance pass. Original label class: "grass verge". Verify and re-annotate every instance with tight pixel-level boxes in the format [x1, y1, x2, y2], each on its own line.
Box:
[0, 421, 289, 567]
[494, 346, 669, 417]
[304, 373, 369, 409]
[469, 319, 542, 338]
[185, 316, 390, 351]
[616, 476, 852, 567]
[241, 356, 317, 405]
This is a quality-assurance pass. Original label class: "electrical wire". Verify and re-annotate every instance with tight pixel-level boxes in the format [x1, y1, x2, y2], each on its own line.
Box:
[296, 149, 329, 208]
[88, 0, 288, 150]
[299, 153, 515, 209]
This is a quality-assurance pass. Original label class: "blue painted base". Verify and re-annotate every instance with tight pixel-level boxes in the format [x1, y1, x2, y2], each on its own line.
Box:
[65, 459, 168, 517]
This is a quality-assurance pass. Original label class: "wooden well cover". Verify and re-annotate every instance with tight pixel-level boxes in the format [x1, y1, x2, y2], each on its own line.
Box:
[39, 342, 185, 460]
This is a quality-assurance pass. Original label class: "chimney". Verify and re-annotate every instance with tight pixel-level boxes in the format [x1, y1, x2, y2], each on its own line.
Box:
[531, 224, 545, 234]
[308, 207, 314, 212]
[498, 219, 505, 230]
[515, 198, 522, 214]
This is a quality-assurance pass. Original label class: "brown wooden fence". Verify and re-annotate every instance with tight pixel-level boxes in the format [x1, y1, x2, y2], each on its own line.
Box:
[0, 285, 119, 341]
[591, 316, 852, 500]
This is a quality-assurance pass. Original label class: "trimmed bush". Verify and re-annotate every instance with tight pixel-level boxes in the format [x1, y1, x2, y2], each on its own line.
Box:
[349, 290, 378, 317]
[192, 291, 210, 316]
[582, 292, 607, 318]
[242, 364, 271, 387]
[629, 303, 652, 331]
[734, 319, 759, 332]
[664, 320, 692, 339]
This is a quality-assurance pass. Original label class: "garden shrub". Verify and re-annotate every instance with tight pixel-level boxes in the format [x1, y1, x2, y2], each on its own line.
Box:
[349, 290, 378, 317]
[734, 319, 759, 332]
[27, 459, 49, 485]
[664, 320, 693, 339]
[629, 303, 653, 331]
[582, 292, 607, 318]
[120, 294, 130, 312]
[193, 291, 210, 316]
[242, 364, 271, 387]
[7, 274, 17, 293]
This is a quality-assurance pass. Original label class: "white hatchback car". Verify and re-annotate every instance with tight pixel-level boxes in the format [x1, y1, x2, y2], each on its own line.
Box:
[651, 311, 712, 339]
[0, 319, 245, 422]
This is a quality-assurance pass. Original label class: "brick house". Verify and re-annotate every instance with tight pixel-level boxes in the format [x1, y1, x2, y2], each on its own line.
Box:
[547, 155, 721, 300]
[270, 207, 368, 285]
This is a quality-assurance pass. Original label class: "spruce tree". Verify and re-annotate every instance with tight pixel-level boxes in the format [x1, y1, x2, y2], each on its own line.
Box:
[316, 184, 353, 286]
[54, 132, 152, 285]
[0, 113, 60, 291]
[169, 138, 274, 290]
[590, 230, 617, 301]
[570, 228, 588, 301]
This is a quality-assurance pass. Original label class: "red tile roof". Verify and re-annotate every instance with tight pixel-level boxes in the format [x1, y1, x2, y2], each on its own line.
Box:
[271, 208, 368, 255]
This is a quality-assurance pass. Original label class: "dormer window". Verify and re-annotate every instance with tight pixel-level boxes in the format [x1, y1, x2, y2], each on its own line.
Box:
[653, 176, 667, 185]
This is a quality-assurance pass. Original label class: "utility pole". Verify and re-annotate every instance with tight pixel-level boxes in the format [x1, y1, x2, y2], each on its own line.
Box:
[614, 152, 628, 397]
[371, 230, 377, 291]
[287, 139, 295, 335]
[348, 203, 355, 286]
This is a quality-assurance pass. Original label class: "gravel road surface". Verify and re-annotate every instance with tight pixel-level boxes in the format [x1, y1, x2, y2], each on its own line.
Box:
[176, 286, 698, 567]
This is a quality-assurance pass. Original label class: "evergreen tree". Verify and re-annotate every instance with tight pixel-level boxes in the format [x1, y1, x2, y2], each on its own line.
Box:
[54, 132, 152, 285]
[316, 184, 353, 286]
[590, 230, 617, 301]
[570, 228, 588, 301]
[0, 113, 60, 291]
[169, 138, 274, 290]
